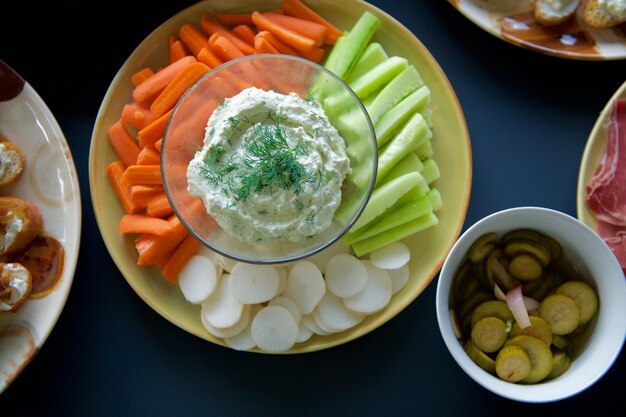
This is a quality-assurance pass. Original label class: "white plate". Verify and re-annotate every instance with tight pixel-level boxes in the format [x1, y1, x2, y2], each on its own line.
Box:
[0, 60, 82, 393]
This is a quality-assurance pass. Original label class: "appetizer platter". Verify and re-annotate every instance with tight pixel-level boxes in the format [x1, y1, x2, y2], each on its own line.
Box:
[89, 0, 471, 353]
[0, 60, 81, 393]
[447, 0, 626, 60]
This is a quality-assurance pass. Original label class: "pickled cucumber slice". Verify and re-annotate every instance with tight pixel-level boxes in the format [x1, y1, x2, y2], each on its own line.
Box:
[508, 253, 544, 281]
[458, 291, 492, 318]
[468, 232, 498, 263]
[546, 350, 571, 380]
[464, 339, 496, 374]
[539, 294, 581, 335]
[471, 316, 508, 353]
[501, 229, 545, 244]
[487, 251, 519, 292]
[556, 281, 599, 325]
[495, 345, 532, 383]
[504, 239, 551, 267]
[470, 300, 514, 328]
[551, 334, 570, 351]
[510, 316, 552, 346]
[504, 335, 554, 384]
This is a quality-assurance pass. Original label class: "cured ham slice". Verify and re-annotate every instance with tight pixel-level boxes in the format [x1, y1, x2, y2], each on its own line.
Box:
[585, 98, 626, 271]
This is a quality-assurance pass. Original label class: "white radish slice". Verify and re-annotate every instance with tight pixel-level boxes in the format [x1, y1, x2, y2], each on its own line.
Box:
[224, 304, 262, 351]
[269, 296, 302, 324]
[302, 314, 330, 336]
[251, 305, 298, 353]
[216, 254, 238, 273]
[201, 274, 244, 329]
[315, 292, 365, 332]
[343, 261, 392, 314]
[306, 240, 352, 274]
[325, 254, 367, 298]
[275, 266, 288, 296]
[297, 322, 313, 343]
[387, 264, 410, 294]
[229, 263, 280, 304]
[197, 246, 224, 275]
[178, 255, 219, 304]
[283, 261, 326, 315]
[201, 304, 251, 339]
[369, 242, 411, 270]
[312, 308, 339, 334]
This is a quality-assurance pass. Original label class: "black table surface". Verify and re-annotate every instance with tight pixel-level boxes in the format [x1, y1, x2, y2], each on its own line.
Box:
[2, 1, 625, 415]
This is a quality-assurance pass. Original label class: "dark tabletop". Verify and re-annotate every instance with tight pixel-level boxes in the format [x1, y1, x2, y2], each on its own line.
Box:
[1, 1, 625, 416]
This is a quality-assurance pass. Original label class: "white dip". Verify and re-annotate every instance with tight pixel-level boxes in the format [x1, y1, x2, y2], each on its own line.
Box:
[187, 87, 351, 244]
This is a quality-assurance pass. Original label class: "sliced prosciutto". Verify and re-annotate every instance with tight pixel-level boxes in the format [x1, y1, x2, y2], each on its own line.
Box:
[585, 98, 626, 271]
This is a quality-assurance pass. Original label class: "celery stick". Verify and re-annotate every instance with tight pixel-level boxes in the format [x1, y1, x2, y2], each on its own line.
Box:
[416, 140, 434, 161]
[367, 65, 424, 125]
[420, 158, 440, 185]
[394, 177, 430, 207]
[379, 152, 423, 185]
[344, 194, 433, 244]
[346, 42, 388, 84]
[422, 107, 433, 128]
[352, 213, 439, 257]
[376, 113, 432, 182]
[324, 11, 381, 80]
[428, 188, 442, 211]
[351, 172, 422, 231]
[376, 86, 431, 147]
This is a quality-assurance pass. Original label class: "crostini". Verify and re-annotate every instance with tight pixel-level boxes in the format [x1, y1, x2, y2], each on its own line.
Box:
[583, 0, 626, 28]
[0, 141, 25, 186]
[534, 0, 580, 26]
[0, 262, 32, 312]
[0, 196, 43, 257]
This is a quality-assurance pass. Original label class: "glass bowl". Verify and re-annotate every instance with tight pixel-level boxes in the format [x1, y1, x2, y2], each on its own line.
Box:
[161, 54, 377, 264]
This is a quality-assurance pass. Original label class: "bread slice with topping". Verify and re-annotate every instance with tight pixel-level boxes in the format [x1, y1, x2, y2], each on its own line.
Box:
[0, 141, 25, 186]
[534, 0, 580, 26]
[0, 196, 43, 256]
[583, 0, 626, 28]
[0, 262, 32, 312]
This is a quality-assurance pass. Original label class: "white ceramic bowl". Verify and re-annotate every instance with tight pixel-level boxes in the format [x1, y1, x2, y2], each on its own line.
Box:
[436, 206, 626, 403]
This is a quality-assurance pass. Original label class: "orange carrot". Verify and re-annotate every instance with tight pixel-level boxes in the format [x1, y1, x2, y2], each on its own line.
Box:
[256, 31, 300, 55]
[129, 184, 163, 202]
[251, 11, 315, 52]
[210, 34, 246, 61]
[107, 161, 143, 214]
[299, 45, 325, 64]
[131, 67, 155, 87]
[154, 138, 163, 152]
[232, 24, 256, 46]
[169, 39, 188, 63]
[132, 55, 196, 104]
[146, 192, 174, 218]
[197, 46, 223, 68]
[254, 36, 279, 54]
[150, 62, 210, 118]
[108, 121, 140, 168]
[162, 234, 202, 282]
[282, 0, 343, 44]
[216, 12, 254, 26]
[120, 164, 162, 186]
[136, 146, 161, 165]
[178, 23, 210, 57]
[138, 109, 172, 149]
[200, 14, 256, 55]
[261, 12, 326, 47]
[121, 103, 157, 130]
[136, 215, 189, 266]
[119, 214, 174, 236]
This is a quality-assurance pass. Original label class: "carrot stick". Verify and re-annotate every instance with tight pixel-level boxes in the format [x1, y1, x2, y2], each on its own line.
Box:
[136, 146, 161, 165]
[200, 14, 256, 55]
[216, 12, 254, 26]
[254, 36, 279, 54]
[108, 121, 140, 168]
[256, 31, 300, 55]
[251, 11, 315, 52]
[299, 45, 326, 63]
[136, 215, 189, 266]
[210, 34, 246, 61]
[282, 0, 343, 44]
[132, 55, 197, 104]
[120, 164, 162, 186]
[119, 214, 174, 236]
[232, 24, 256, 46]
[131, 67, 155, 87]
[162, 234, 202, 282]
[178, 23, 210, 57]
[146, 192, 174, 218]
[197, 46, 223, 69]
[107, 161, 143, 214]
[154, 138, 163, 152]
[129, 184, 163, 202]
[261, 12, 326, 47]
[150, 62, 210, 118]
[121, 103, 157, 130]
[170, 39, 188, 63]
[138, 109, 172, 149]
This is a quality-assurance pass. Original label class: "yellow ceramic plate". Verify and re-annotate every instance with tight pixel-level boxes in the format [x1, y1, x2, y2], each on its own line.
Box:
[577, 80, 626, 228]
[89, 0, 471, 353]
[0, 60, 82, 392]
[448, 0, 626, 60]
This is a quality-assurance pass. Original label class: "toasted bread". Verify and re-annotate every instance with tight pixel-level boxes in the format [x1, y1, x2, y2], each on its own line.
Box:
[0, 141, 25, 186]
[0, 196, 43, 256]
[583, 0, 626, 28]
[534, 0, 580, 26]
[0, 262, 32, 312]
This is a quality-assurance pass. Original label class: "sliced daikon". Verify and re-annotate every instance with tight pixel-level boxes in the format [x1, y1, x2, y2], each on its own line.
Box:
[275, 266, 288, 296]
[369, 242, 411, 270]
[297, 322, 313, 343]
[224, 304, 262, 351]
[306, 240, 352, 274]
[312, 308, 339, 334]
[316, 292, 365, 332]
[325, 254, 368, 298]
[251, 305, 299, 353]
[283, 261, 326, 314]
[388, 264, 410, 294]
[302, 314, 331, 336]
[216, 254, 238, 273]
[197, 246, 224, 275]
[200, 274, 244, 329]
[201, 303, 251, 339]
[269, 296, 302, 324]
[343, 261, 392, 314]
[178, 255, 220, 304]
[229, 263, 280, 304]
